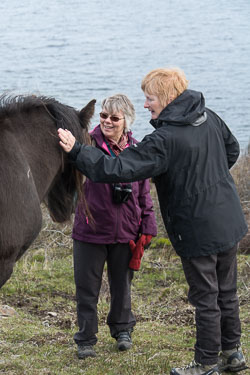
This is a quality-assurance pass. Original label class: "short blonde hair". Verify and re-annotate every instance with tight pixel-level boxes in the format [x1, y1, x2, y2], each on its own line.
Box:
[141, 67, 189, 107]
[102, 94, 135, 133]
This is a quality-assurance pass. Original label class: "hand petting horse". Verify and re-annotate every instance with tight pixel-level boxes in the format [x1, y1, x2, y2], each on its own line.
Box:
[58, 128, 76, 152]
[0, 94, 95, 288]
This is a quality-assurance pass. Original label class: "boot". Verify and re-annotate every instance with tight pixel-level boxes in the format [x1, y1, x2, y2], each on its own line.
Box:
[218, 345, 247, 372]
[116, 331, 132, 351]
[77, 344, 96, 359]
[170, 360, 221, 375]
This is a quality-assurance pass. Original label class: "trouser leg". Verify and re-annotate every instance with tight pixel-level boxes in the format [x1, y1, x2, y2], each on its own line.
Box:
[73, 240, 106, 345]
[106, 243, 136, 338]
[217, 245, 241, 350]
[181, 254, 221, 365]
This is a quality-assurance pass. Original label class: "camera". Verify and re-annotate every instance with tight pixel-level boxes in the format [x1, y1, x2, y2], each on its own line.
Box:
[113, 183, 132, 204]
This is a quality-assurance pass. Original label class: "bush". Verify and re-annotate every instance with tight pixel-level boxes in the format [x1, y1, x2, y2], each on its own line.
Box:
[231, 142, 250, 253]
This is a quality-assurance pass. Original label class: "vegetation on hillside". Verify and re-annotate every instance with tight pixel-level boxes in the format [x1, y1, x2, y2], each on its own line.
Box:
[0, 144, 249, 375]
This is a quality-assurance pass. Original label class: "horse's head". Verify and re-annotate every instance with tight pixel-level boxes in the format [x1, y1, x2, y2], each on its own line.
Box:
[47, 99, 96, 223]
[0, 94, 96, 288]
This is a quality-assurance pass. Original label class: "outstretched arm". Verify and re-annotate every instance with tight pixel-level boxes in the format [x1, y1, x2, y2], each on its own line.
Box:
[58, 128, 168, 183]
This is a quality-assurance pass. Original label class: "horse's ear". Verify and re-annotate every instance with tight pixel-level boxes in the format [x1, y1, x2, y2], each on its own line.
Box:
[79, 99, 96, 128]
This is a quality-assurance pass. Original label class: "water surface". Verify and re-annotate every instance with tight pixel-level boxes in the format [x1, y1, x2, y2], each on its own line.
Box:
[0, 0, 249, 149]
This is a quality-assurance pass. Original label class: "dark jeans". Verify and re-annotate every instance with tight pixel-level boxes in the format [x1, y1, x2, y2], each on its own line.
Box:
[181, 245, 241, 365]
[73, 240, 136, 346]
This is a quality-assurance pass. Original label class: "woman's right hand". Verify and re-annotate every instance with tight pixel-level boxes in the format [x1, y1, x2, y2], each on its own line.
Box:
[58, 128, 76, 153]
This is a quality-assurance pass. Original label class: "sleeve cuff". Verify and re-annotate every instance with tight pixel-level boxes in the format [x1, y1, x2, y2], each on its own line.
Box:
[68, 141, 82, 161]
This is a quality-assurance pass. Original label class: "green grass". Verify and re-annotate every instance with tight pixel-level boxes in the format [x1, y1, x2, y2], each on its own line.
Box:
[0, 236, 249, 375]
[2, 146, 250, 374]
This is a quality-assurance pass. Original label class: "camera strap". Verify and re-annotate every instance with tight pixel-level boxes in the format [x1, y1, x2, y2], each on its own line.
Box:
[104, 139, 116, 157]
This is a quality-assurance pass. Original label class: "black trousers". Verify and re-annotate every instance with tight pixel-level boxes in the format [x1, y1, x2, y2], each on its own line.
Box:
[181, 245, 241, 365]
[73, 240, 136, 345]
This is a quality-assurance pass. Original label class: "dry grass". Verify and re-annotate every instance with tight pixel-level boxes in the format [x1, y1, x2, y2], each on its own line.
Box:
[0, 144, 249, 375]
[27, 143, 250, 315]
[32, 141, 250, 257]
[231, 144, 250, 253]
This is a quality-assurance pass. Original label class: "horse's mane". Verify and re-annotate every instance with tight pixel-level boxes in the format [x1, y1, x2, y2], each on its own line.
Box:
[0, 93, 93, 223]
[0, 94, 84, 143]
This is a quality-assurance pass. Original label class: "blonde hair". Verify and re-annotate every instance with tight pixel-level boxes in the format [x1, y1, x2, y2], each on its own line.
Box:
[141, 67, 189, 107]
[102, 94, 135, 133]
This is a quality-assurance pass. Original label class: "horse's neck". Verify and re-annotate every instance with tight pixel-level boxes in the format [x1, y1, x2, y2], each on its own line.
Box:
[11, 113, 63, 201]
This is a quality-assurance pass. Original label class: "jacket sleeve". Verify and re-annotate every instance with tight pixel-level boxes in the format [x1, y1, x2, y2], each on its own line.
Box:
[137, 179, 157, 237]
[220, 120, 240, 169]
[68, 131, 168, 183]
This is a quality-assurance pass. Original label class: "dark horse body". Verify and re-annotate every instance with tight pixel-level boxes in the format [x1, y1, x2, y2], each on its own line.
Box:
[0, 94, 95, 288]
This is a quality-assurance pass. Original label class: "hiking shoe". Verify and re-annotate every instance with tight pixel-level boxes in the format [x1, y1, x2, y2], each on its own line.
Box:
[218, 345, 248, 372]
[116, 331, 132, 351]
[77, 344, 96, 359]
[170, 360, 221, 375]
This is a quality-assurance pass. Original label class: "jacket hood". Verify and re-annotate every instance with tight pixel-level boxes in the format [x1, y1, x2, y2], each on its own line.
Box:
[150, 89, 206, 129]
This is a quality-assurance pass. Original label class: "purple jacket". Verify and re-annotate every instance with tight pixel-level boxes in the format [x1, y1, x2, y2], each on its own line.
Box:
[72, 125, 157, 244]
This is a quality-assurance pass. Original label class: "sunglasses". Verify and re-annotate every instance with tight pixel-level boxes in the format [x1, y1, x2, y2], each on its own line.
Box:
[100, 112, 125, 123]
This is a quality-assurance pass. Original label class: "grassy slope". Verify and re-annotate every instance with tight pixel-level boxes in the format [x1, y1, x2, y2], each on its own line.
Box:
[0, 148, 249, 375]
[0, 234, 249, 375]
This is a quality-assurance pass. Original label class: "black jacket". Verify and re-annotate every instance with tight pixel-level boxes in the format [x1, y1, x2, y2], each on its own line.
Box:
[69, 89, 247, 257]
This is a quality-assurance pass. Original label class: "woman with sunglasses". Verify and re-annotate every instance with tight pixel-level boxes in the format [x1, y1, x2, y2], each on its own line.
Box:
[71, 94, 157, 359]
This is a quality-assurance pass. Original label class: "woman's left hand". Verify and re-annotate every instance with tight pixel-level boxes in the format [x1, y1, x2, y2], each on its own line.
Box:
[58, 128, 76, 153]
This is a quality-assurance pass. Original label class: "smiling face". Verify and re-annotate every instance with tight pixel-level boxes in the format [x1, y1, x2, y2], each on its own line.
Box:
[100, 110, 125, 142]
[143, 92, 165, 120]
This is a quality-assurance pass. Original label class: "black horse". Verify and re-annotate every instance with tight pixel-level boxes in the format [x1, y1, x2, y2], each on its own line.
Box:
[0, 94, 95, 288]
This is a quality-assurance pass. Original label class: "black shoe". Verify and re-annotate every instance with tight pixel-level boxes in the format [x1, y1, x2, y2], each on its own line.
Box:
[77, 344, 96, 359]
[116, 331, 132, 351]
